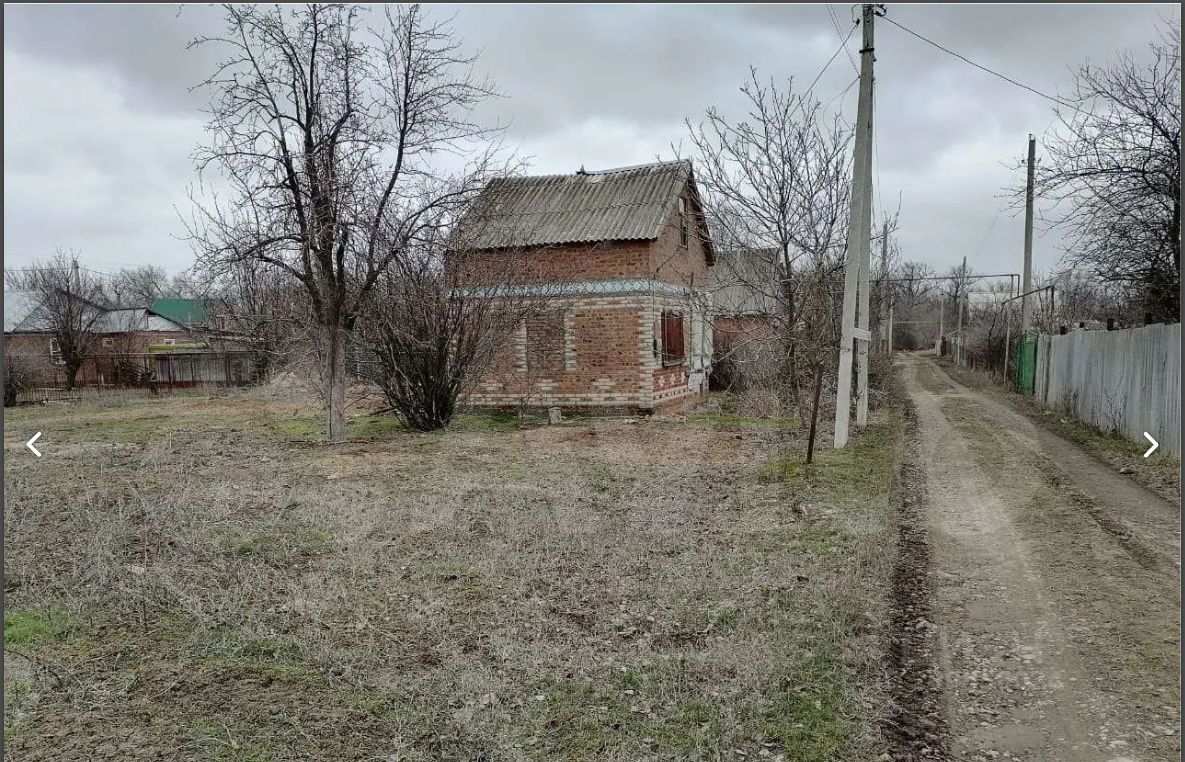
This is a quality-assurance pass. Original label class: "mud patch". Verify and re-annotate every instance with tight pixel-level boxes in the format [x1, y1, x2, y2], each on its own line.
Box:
[882, 397, 949, 760]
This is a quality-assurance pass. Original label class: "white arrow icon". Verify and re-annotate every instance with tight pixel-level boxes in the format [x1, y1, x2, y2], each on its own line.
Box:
[26, 432, 42, 457]
[1143, 432, 1158, 458]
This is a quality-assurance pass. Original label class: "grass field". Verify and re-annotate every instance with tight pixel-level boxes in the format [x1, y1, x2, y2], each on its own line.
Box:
[4, 388, 903, 761]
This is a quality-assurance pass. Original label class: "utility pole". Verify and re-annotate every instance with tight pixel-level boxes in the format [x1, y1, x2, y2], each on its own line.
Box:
[855, 128, 874, 429]
[955, 256, 966, 365]
[1020, 134, 1035, 333]
[937, 300, 944, 357]
[833, 3, 876, 449]
[879, 220, 889, 354]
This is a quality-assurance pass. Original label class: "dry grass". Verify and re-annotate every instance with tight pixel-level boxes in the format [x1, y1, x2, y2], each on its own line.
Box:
[4, 389, 903, 761]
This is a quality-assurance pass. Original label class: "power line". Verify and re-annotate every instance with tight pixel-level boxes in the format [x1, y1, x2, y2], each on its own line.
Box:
[881, 15, 1090, 116]
[802, 12, 859, 102]
[827, 4, 860, 76]
[823, 75, 860, 114]
[5, 266, 115, 277]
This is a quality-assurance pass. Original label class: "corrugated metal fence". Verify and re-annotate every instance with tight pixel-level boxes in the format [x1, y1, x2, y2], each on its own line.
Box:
[1035, 323, 1181, 457]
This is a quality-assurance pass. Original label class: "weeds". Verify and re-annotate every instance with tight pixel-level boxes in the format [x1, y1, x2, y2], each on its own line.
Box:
[4, 609, 72, 647]
[4, 391, 901, 760]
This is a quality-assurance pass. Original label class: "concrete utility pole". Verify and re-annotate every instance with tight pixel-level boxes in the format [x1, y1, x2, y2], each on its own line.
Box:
[855, 124, 874, 429]
[955, 256, 966, 365]
[1021, 134, 1036, 333]
[879, 220, 890, 354]
[936, 300, 944, 356]
[833, 2, 876, 449]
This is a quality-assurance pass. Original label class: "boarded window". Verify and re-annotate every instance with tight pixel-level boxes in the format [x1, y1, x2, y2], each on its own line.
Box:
[525, 311, 565, 375]
[660, 311, 685, 365]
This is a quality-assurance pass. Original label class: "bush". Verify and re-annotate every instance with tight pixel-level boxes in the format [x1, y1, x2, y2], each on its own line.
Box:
[4, 354, 33, 407]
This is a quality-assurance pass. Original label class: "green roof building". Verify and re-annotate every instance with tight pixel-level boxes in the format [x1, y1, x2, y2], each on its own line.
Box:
[150, 298, 211, 328]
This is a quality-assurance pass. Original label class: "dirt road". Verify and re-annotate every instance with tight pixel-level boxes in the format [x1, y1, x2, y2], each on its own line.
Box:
[900, 353, 1180, 762]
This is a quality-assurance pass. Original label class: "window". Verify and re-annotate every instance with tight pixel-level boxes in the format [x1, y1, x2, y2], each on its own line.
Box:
[48, 338, 65, 365]
[660, 311, 685, 366]
[677, 197, 688, 247]
[525, 311, 565, 375]
[102, 338, 114, 348]
[163, 338, 177, 346]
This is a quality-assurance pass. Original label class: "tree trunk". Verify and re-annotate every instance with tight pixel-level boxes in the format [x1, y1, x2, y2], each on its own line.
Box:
[805, 361, 824, 465]
[780, 246, 802, 416]
[64, 358, 82, 392]
[322, 323, 348, 443]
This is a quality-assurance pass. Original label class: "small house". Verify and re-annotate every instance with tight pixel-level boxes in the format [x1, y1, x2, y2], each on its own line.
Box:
[456, 160, 716, 414]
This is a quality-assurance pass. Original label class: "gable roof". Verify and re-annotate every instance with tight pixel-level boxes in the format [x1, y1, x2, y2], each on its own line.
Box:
[3, 292, 186, 335]
[461, 160, 714, 260]
[93, 308, 187, 334]
[151, 298, 211, 327]
[4, 290, 51, 333]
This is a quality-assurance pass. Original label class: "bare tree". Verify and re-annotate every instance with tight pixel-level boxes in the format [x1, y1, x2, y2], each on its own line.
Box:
[212, 259, 304, 381]
[109, 266, 171, 308]
[23, 251, 109, 391]
[894, 260, 936, 306]
[890, 260, 938, 350]
[188, 3, 506, 441]
[168, 271, 207, 300]
[4, 353, 32, 407]
[1025, 20, 1180, 320]
[687, 68, 852, 412]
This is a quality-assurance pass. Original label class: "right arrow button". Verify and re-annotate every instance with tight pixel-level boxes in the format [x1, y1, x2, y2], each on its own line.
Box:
[1143, 432, 1159, 458]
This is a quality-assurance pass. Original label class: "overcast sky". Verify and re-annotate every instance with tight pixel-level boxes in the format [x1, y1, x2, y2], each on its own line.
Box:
[3, 3, 1175, 282]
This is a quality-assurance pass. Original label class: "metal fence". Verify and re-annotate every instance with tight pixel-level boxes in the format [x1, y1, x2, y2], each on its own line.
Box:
[14, 351, 259, 404]
[1035, 323, 1181, 456]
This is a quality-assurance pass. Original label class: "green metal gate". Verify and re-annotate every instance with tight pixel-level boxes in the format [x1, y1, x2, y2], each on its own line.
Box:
[1015, 335, 1037, 394]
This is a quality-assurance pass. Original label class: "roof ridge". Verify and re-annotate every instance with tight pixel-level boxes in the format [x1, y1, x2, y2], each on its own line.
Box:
[580, 159, 690, 176]
[489, 159, 690, 185]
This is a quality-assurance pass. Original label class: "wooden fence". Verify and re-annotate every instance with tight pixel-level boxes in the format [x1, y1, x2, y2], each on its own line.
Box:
[1035, 323, 1181, 456]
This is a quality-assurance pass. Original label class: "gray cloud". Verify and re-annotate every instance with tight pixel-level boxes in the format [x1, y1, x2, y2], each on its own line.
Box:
[3, 3, 1174, 280]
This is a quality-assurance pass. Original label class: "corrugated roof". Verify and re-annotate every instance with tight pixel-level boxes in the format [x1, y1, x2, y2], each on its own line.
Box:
[151, 298, 210, 327]
[711, 249, 785, 316]
[4, 290, 50, 333]
[93, 308, 186, 333]
[4, 293, 187, 334]
[461, 160, 705, 250]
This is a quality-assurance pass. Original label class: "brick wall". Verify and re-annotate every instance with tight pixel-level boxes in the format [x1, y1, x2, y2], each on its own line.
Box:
[649, 189, 713, 288]
[455, 184, 713, 289]
[455, 240, 653, 285]
[467, 294, 653, 408]
[6, 330, 207, 387]
[460, 179, 714, 413]
[5, 333, 59, 382]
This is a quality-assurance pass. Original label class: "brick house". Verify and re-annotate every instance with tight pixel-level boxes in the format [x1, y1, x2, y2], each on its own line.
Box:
[456, 160, 716, 414]
[4, 291, 214, 389]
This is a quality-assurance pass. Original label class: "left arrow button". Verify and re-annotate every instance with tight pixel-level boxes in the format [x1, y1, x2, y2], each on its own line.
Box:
[26, 432, 42, 457]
